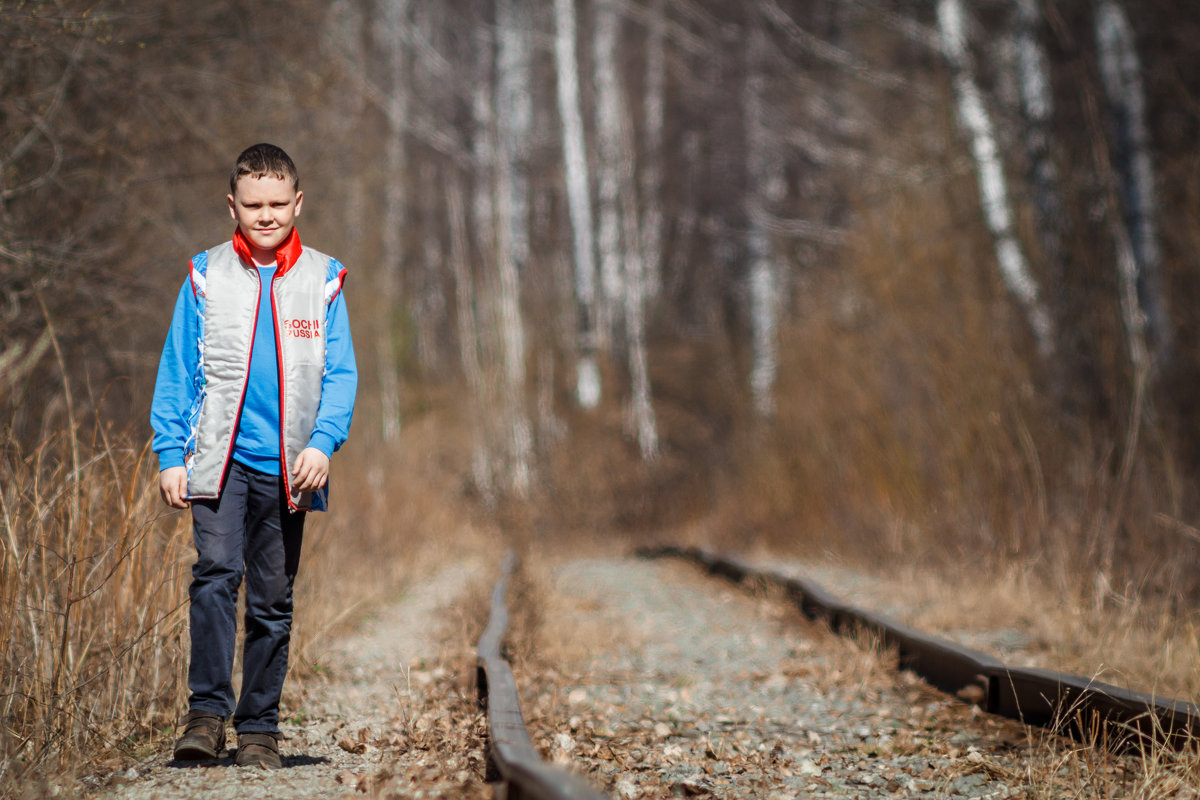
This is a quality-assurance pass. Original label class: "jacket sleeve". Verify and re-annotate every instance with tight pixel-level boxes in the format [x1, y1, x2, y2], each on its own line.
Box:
[307, 264, 357, 457]
[150, 278, 200, 471]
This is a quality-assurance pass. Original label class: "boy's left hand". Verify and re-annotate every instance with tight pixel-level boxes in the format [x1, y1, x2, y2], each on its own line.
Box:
[292, 447, 330, 492]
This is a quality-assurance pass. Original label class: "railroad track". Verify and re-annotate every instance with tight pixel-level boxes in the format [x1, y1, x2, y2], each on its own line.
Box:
[637, 545, 1200, 754]
[477, 548, 1200, 800]
[477, 550, 610, 800]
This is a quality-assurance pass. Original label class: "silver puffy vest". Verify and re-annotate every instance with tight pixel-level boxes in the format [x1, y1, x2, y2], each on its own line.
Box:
[187, 240, 332, 511]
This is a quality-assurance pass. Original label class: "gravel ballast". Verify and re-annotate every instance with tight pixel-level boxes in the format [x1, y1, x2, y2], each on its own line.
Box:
[521, 556, 1133, 799]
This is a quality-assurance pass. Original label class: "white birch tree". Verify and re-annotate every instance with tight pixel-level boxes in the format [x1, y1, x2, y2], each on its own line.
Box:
[593, 0, 625, 349]
[494, 0, 534, 493]
[553, 0, 601, 409]
[641, 0, 667, 301]
[375, 0, 410, 441]
[1095, 0, 1168, 362]
[620, 114, 660, 461]
[472, 18, 497, 263]
[746, 16, 780, 418]
[593, 0, 659, 459]
[938, 0, 1056, 358]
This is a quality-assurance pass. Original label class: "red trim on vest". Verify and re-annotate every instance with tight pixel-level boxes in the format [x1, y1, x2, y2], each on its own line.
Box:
[232, 227, 303, 275]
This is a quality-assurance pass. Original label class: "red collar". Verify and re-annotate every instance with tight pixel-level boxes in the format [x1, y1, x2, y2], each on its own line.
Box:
[232, 227, 303, 274]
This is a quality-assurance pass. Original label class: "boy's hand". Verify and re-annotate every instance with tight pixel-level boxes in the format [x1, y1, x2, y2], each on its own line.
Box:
[159, 466, 190, 509]
[292, 447, 330, 492]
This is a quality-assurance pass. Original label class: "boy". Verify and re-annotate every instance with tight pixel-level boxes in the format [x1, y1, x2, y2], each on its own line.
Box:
[151, 143, 357, 769]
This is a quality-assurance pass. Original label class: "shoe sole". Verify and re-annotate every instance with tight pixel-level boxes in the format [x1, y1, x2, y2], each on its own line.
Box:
[173, 742, 223, 760]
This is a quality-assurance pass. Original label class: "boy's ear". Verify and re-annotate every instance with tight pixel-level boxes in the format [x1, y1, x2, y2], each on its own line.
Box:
[227, 193, 237, 220]
[294, 190, 303, 217]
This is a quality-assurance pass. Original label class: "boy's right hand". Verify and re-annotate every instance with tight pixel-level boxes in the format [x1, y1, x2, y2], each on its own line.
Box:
[159, 466, 190, 509]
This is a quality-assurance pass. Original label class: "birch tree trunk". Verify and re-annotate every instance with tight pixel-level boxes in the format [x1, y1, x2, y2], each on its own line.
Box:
[375, 0, 410, 441]
[593, 0, 624, 349]
[553, 0, 601, 409]
[472, 19, 497, 264]
[938, 0, 1056, 358]
[494, 0, 533, 494]
[1095, 0, 1168, 362]
[594, 0, 659, 459]
[746, 17, 780, 419]
[641, 0, 666, 300]
[620, 114, 660, 461]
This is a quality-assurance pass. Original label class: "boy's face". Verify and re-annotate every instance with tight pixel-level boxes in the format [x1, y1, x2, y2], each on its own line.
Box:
[227, 174, 303, 259]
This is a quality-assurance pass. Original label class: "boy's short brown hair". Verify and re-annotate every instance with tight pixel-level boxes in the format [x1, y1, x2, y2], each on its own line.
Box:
[229, 143, 299, 195]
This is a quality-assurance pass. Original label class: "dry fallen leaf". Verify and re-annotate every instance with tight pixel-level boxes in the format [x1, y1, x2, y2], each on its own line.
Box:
[337, 736, 370, 754]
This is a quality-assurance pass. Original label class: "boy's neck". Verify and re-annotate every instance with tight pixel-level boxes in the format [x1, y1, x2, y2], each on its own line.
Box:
[249, 247, 279, 268]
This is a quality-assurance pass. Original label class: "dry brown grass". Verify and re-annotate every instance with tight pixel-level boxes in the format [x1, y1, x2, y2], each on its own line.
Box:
[0, 426, 192, 793]
[0, 389, 494, 795]
[678, 159, 1200, 692]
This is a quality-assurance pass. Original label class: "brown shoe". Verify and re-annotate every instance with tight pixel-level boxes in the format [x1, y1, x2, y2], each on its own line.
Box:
[173, 711, 227, 760]
[235, 732, 282, 769]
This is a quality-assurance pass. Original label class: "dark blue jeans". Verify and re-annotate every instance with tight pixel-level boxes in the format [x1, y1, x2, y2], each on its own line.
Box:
[187, 461, 305, 734]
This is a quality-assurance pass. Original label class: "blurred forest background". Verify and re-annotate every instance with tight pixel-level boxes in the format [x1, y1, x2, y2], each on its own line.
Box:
[3, 0, 1200, 786]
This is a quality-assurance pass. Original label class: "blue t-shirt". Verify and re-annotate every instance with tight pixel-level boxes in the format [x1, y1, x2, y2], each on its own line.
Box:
[231, 267, 282, 474]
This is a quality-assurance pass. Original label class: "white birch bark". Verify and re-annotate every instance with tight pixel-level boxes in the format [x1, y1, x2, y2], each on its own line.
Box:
[938, 0, 1056, 358]
[746, 20, 780, 419]
[1095, 0, 1167, 360]
[494, 0, 533, 494]
[496, 0, 532, 276]
[375, 0, 410, 441]
[594, 0, 659, 459]
[472, 22, 497, 260]
[641, 0, 667, 300]
[593, 0, 624, 348]
[553, 0, 601, 409]
[619, 114, 660, 460]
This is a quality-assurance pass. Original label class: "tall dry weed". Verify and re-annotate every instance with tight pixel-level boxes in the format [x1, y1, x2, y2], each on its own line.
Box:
[0, 424, 192, 790]
[0, 387, 494, 794]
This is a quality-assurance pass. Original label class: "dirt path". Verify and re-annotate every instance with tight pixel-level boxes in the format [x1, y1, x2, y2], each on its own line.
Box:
[95, 559, 493, 800]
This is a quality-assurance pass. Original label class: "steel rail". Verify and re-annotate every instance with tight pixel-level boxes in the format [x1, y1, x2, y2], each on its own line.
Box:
[639, 545, 1200, 753]
[476, 550, 612, 800]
